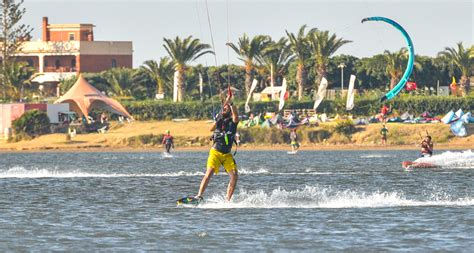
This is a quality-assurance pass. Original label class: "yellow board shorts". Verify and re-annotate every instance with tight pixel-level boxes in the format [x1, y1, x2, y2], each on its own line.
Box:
[207, 148, 237, 175]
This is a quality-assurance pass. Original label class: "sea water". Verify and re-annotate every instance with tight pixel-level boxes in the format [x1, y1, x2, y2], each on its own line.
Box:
[0, 150, 472, 251]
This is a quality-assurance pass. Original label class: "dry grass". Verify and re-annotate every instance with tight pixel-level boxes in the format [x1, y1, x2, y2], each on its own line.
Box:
[0, 120, 472, 151]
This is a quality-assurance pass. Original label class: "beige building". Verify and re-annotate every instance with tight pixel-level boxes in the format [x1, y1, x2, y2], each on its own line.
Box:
[15, 17, 133, 95]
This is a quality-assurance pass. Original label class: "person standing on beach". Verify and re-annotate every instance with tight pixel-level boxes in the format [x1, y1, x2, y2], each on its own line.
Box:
[162, 130, 174, 153]
[196, 93, 239, 201]
[380, 124, 388, 145]
[380, 104, 390, 122]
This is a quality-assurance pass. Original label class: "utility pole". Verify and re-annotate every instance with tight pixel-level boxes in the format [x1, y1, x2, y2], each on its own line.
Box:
[338, 63, 346, 91]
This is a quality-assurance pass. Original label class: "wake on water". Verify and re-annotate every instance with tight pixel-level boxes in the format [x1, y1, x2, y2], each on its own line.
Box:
[0, 166, 269, 178]
[414, 150, 474, 168]
[197, 185, 474, 209]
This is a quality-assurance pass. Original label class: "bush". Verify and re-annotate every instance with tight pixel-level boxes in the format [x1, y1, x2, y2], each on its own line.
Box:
[334, 120, 356, 135]
[12, 110, 50, 140]
[122, 96, 474, 120]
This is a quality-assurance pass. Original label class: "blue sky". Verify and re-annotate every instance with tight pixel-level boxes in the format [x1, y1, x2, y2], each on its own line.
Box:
[24, 0, 473, 67]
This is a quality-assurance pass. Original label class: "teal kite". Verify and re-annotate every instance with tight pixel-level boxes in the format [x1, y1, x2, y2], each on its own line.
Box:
[362, 17, 415, 102]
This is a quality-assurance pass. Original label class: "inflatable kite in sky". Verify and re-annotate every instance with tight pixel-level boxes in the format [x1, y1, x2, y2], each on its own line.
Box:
[362, 17, 415, 102]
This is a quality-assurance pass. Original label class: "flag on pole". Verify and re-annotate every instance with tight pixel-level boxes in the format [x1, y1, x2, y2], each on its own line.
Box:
[199, 73, 203, 95]
[346, 75, 357, 111]
[245, 79, 258, 113]
[173, 70, 179, 102]
[278, 78, 287, 111]
[313, 77, 328, 110]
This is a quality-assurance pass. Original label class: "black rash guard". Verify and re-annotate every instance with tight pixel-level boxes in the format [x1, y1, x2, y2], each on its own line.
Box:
[212, 117, 237, 154]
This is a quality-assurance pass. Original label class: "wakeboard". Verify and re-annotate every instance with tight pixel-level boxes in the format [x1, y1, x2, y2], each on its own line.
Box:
[162, 152, 173, 159]
[402, 161, 439, 169]
[287, 151, 298, 155]
[176, 196, 203, 206]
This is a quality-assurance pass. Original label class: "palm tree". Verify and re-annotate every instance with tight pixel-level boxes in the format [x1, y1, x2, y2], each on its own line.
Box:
[138, 57, 174, 98]
[286, 25, 312, 100]
[308, 30, 352, 85]
[103, 67, 136, 98]
[384, 48, 409, 90]
[257, 37, 294, 90]
[3, 60, 37, 101]
[227, 34, 270, 95]
[438, 42, 474, 96]
[163, 36, 213, 102]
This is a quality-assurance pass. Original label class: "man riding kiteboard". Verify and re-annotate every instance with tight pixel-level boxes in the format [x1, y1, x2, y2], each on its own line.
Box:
[195, 88, 239, 202]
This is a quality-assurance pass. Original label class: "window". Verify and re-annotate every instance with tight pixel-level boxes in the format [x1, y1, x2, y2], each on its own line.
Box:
[111, 59, 117, 68]
[55, 59, 60, 69]
[44, 59, 48, 67]
[71, 59, 76, 68]
[68, 33, 75, 41]
[26, 59, 34, 66]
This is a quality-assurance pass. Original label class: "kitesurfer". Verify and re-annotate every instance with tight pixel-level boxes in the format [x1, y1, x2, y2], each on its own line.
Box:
[290, 129, 300, 152]
[420, 135, 434, 157]
[162, 130, 174, 153]
[196, 93, 239, 201]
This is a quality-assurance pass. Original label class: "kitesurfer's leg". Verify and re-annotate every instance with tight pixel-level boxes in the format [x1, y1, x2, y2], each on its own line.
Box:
[226, 169, 238, 201]
[197, 167, 214, 197]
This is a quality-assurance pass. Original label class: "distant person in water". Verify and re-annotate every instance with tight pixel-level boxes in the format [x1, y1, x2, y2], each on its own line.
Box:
[196, 93, 239, 202]
[162, 130, 174, 153]
[290, 129, 300, 152]
[420, 135, 433, 157]
[380, 124, 388, 145]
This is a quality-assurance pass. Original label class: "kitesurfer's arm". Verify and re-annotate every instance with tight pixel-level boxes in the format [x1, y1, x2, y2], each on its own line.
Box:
[230, 104, 239, 124]
[209, 122, 217, 132]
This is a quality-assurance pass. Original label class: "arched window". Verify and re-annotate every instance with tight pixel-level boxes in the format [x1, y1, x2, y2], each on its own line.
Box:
[55, 59, 60, 69]
[111, 59, 117, 68]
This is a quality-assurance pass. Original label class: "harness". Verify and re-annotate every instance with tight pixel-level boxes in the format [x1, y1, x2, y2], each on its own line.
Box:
[211, 114, 238, 155]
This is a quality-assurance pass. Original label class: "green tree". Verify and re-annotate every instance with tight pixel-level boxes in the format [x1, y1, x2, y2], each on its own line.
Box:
[355, 55, 389, 90]
[163, 36, 213, 102]
[103, 67, 137, 98]
[227, 34, 270, 95]
[3, 60, 37, 101]
[438, 42, 473, 95]
[138, 57, 173, 98]
[384, 48, 409, 90]
[308, 30, 352, 87]
[0, 0, 32, 100]
[326, 55, 359, 89]
[286, 25, 313, 100]
[58, 75, 78, 95]
[257, 37, 294, 90]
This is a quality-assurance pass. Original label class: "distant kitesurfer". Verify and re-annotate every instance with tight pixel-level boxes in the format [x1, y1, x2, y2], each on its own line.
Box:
[162, 130, 174, 153]
[420, 135, 433, 157]
[290, 129, 300, 152]
[196, 93, 239, 201]
[380, 124, 388, 145]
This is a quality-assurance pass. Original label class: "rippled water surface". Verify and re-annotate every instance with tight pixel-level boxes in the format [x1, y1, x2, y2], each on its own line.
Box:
[0, 150, 473, 251]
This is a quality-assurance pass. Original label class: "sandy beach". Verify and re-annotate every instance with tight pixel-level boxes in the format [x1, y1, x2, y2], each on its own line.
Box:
[1, 120, 472, 152]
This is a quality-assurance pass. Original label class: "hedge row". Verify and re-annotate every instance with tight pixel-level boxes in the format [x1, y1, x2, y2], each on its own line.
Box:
[123, 96, 474, 120]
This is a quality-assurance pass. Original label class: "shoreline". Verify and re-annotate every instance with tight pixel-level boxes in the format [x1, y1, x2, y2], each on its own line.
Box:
[0, 143, 471, 153]
[1, 120, 472, 153]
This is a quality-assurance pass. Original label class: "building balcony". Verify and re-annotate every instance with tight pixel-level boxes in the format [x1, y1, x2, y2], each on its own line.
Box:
[44, 66, 77, 72]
